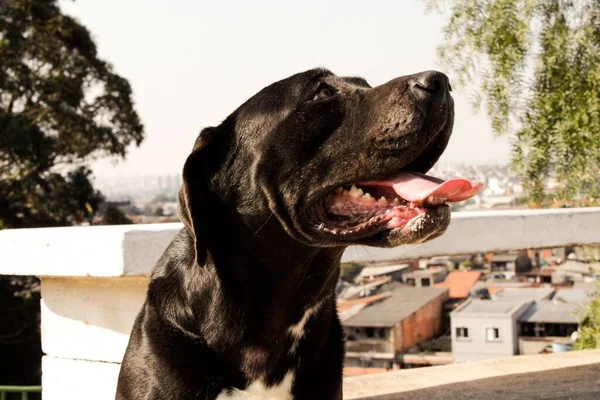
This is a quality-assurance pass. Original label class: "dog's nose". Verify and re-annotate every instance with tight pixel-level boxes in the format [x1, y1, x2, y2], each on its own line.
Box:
[410, 71, 450, 98]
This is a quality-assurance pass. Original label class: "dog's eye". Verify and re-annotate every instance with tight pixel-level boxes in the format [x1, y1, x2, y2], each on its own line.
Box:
[312, 85, 336, 101]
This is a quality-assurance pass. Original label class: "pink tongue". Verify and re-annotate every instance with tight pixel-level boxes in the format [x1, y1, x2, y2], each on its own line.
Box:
[367, 172, 483, 203]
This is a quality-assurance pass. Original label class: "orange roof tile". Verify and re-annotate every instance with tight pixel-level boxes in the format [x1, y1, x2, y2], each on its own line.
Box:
[434, 271, 482, 299]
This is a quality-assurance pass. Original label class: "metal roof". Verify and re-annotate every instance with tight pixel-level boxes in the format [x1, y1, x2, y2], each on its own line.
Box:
[453, 299, 525, 316]
[404, 268, 446, 278]
[518, 300, 583, 324]
[553, 288, 594, 304]
[342, 286, 448, 327]
[492, 287, 555, 302]
[359, 264, 411, 278]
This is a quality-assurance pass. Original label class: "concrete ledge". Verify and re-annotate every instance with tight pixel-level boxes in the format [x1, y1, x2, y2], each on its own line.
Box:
[2, 208, 600, 277]
[42, 356, 120, 400]
[343, 349, 600, 399]
[0, 223, 182, 277]
[41, 277, 148, 363]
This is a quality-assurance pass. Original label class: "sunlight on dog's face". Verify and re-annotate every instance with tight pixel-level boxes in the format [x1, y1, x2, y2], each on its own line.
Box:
[205, 68, 480, 248]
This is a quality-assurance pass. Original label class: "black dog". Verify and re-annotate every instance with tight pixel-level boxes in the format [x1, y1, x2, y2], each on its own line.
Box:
[116, 68, 480, 399]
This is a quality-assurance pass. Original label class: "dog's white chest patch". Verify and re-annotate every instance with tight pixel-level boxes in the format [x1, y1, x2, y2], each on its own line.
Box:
[288, 302, 322, 353]
[215, 371, 295, 400]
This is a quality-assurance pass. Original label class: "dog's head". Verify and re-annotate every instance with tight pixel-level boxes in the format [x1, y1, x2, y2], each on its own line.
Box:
[179, 69, 481, 263]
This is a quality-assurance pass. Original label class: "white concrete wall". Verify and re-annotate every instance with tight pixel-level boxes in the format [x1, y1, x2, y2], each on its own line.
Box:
[2, 208, 600, 278]
[1, 208, 600, 399]
[451, 302, 531, 363]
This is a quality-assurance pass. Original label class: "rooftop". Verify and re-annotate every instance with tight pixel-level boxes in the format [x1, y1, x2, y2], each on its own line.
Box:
[553, 288, 595, 303]
[343, 286, 448, 327]
[453, 299, 526, 316]
[492, 287, 555, 302]
[491, 253, 520, 262]
[519, 300, 583, 324]
[434, 270, 481, 299]
[358, 263, 410, 278]
[403, 267, 446, 278]
[555, 260, 597, 274]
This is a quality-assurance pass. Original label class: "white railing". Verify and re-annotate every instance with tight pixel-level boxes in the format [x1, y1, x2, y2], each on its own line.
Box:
[1, 207, 600, 399]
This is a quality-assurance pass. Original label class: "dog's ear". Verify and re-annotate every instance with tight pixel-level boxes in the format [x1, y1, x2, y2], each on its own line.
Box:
[178, 126, 221, 266]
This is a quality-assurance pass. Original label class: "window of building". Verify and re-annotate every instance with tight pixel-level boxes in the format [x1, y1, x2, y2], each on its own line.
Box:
[406, 278, 416, 286]
[456, 327, 469, 338]
[421, 278, 431, 286]
[486, 327, 500, 341]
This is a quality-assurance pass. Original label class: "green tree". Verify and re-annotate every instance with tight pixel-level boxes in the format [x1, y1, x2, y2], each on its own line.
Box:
[575, 283, 600, 350]
[0, 0, 144, 387]
[0, 0, 144, 228]
[102, 206, 133, 225]
[152, 206, 164, 217]
[426, 0, 599, 206]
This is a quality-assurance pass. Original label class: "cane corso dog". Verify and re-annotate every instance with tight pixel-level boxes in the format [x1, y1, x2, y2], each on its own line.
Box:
[116, 68, 481, 399]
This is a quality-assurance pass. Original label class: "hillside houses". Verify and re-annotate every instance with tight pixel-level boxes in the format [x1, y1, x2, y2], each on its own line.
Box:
[339, 247, 598, 375]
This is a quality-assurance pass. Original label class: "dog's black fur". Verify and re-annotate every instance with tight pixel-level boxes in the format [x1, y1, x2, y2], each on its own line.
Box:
[116, 68, 454, 399]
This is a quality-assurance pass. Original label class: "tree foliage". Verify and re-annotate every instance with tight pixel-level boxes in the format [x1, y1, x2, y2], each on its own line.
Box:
[0, 0, 144, 228]
[0, 0, 144, 387]
[102, 206, 133, 225]
[426, 0, 600, 205]
[575, 282, 600, 350]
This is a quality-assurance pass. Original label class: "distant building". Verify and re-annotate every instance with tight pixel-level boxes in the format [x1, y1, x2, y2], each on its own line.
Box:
[435, 271, 482, 329]
[552, 260, 599, 284]
[492, 287, 555, 302]
[344, 286, 449, 369]
[519, 267, 554, 284]
[553, 288, 594, 304]
[426, 256, 450, 269]
[403, 268, 447, 287]
[435, 271, 482, 300]
[517, 299, 584, 354]
[490, 253, 520, 272]
[358, 264, 411, 283]
[451, 299, 531, 363]
[337, 278, 391, 301]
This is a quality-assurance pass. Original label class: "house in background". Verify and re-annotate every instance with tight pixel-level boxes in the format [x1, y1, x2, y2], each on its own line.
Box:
[490, 252, 523, 272]
[451, 299, 531, 363]
[337, 278, 391, 300]
[337, 292, 392, 323]
[518, 300, 582, 354]
[435, 271, 482, 301]
[435, 271, 482, 327]
[552, 259, 599, 284]
[358, 264, 412, 283]
[492, 287, 555, 302]
[343, 286, 449, 369]
[553, 288, 594, 303]
[403, 267, 447, 287]
[519, 267, 554, 284]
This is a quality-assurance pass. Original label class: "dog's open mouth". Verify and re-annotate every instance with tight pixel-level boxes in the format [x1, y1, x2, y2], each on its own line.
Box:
[308, 171, 482, 240]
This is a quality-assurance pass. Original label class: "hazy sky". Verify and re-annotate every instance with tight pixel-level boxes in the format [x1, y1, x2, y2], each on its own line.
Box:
[59, 0, 511, 179]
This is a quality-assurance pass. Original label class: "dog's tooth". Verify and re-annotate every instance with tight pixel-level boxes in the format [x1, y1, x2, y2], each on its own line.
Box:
[343, 190, 350, 196]
[378, 197, 388, 204]
[349, 185, 362, 197]
[363, 193, 373, 200]
[393, 198, 400, 204]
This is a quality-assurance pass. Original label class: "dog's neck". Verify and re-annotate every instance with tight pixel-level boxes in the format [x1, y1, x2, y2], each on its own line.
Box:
[150, 210, 344, 379]
[207, 212, 344, 325]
